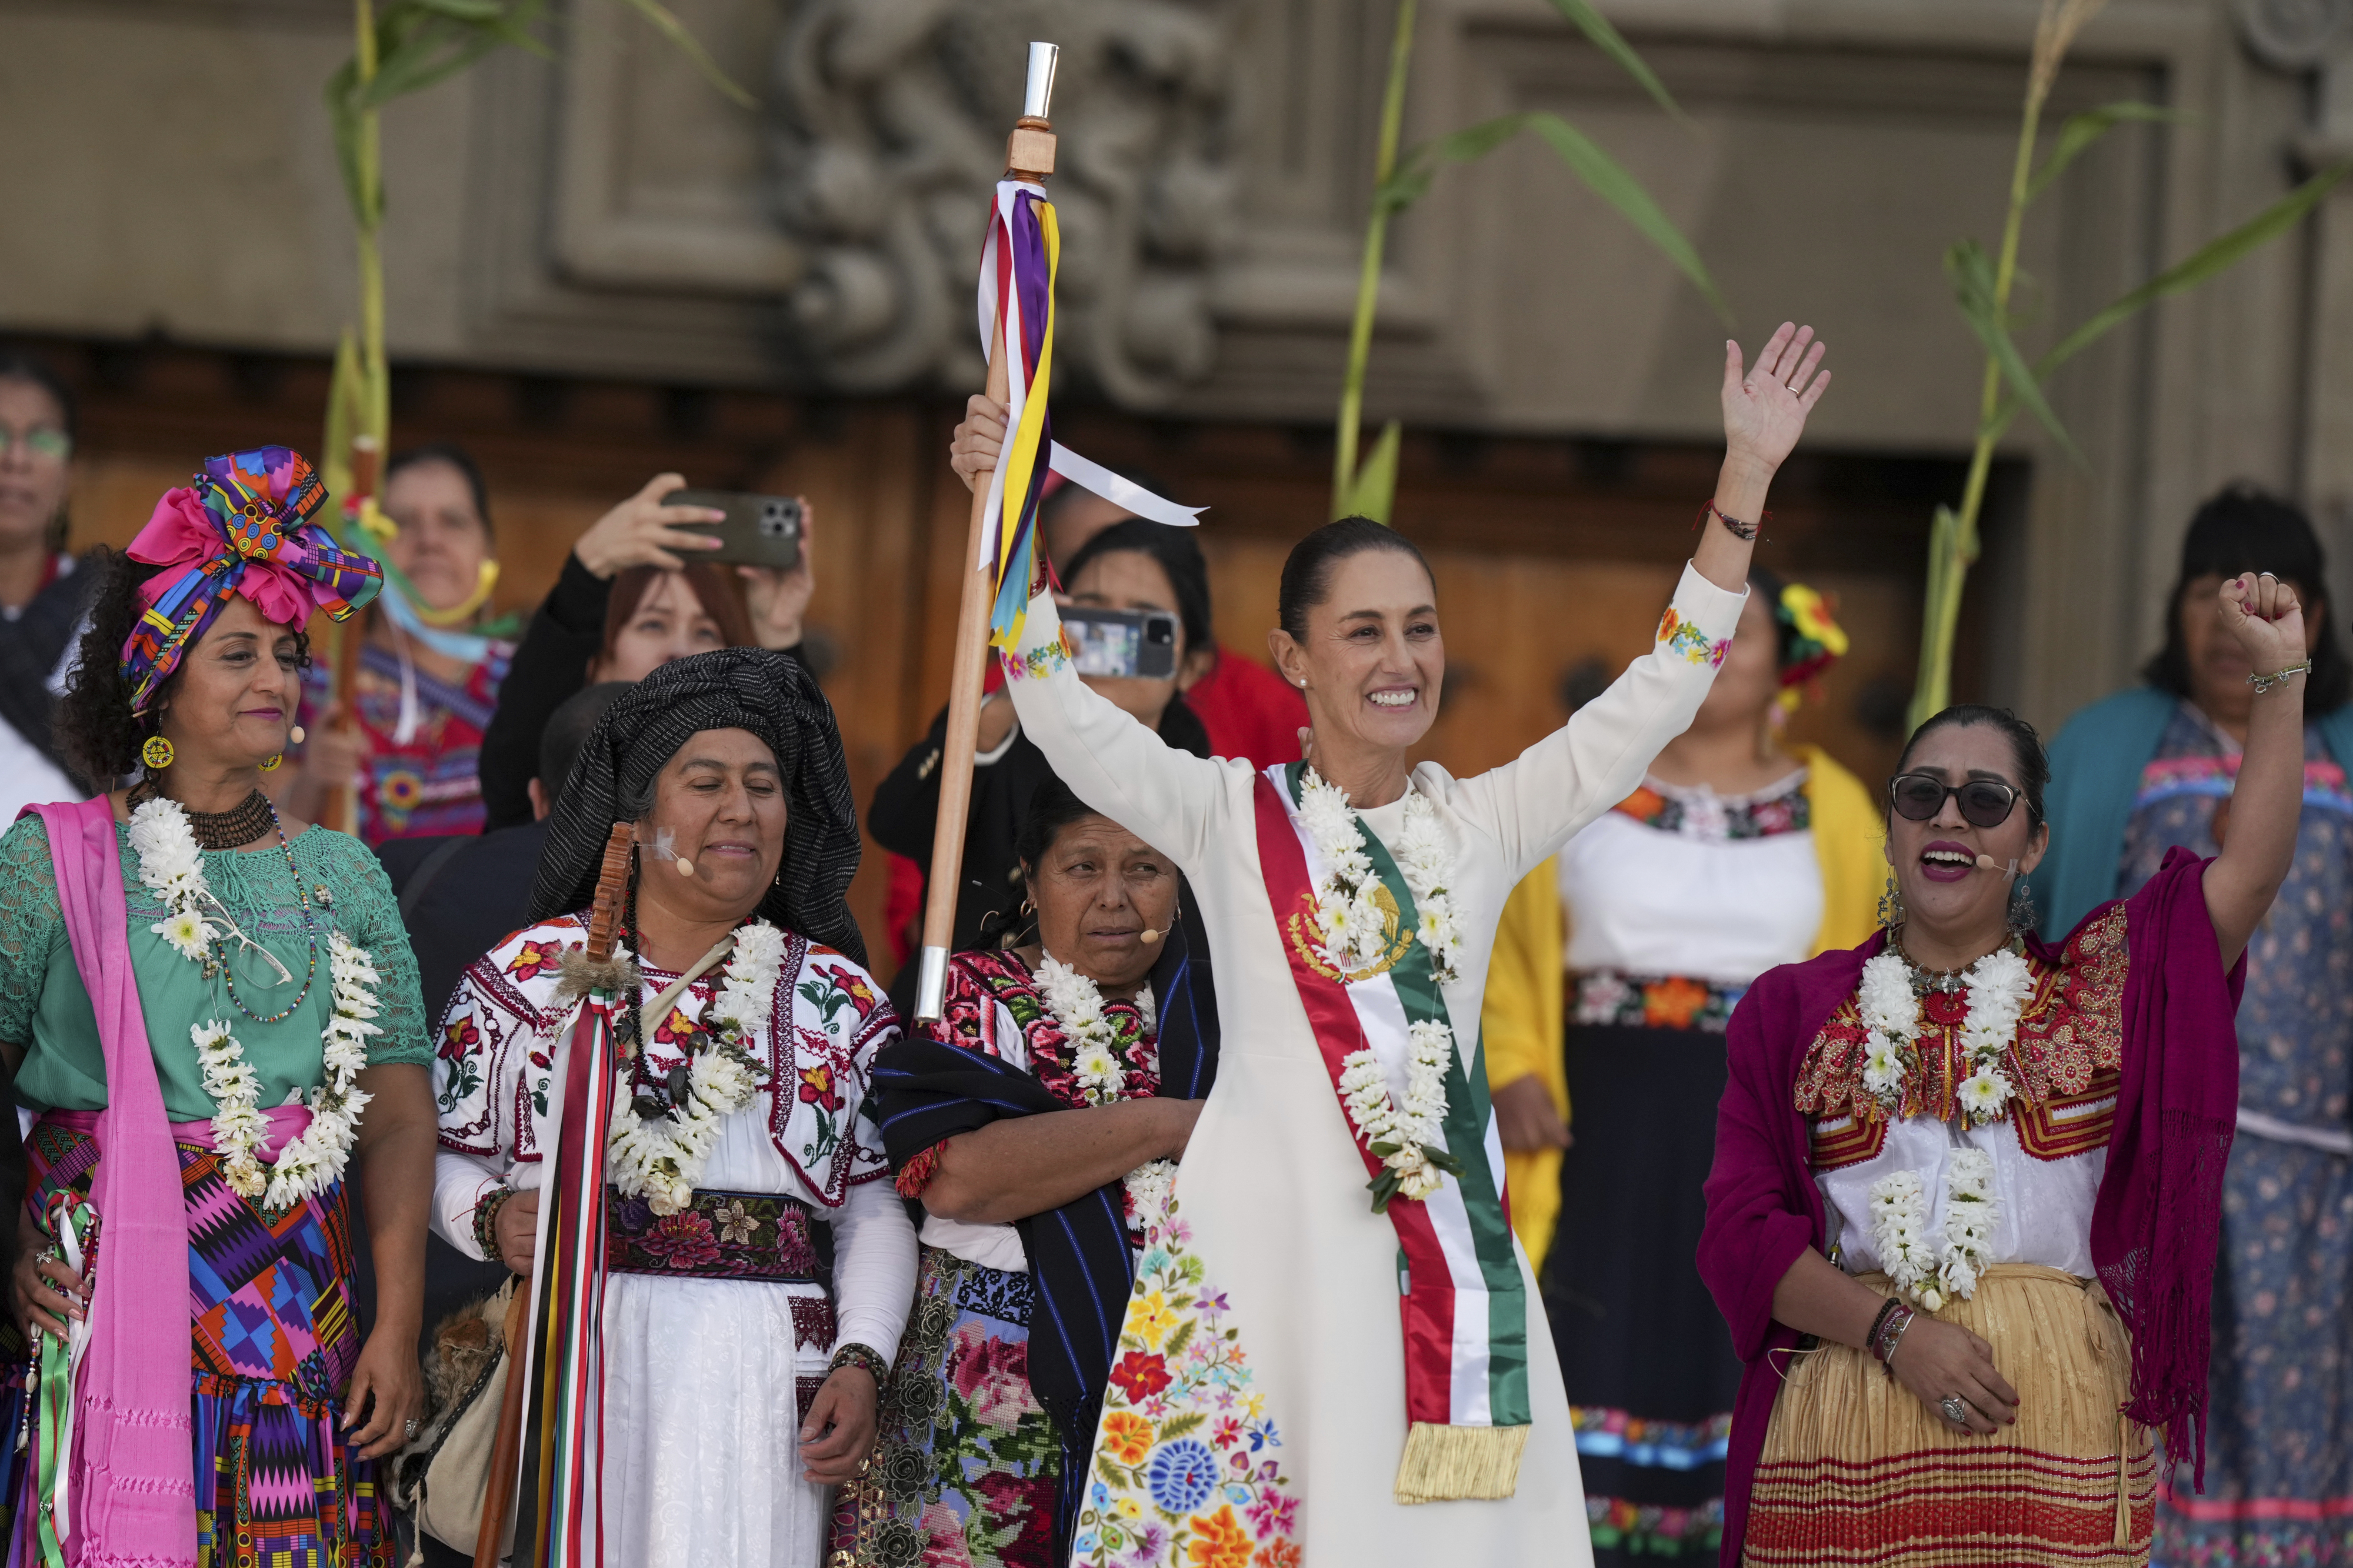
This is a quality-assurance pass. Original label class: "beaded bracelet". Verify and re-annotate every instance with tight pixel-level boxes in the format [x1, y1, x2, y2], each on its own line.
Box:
[1697, 499, 1763, 542]
[1865, 1296, 1902, 1355]
[829, 1342, 891, 1386]
[473, 1189, 512, 1262]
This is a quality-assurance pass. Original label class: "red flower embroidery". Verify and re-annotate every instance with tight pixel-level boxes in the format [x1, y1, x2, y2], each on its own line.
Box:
[640, 1212, 721, 1269]
[438, 1016, 480, 1059]
[506, 941, 564, 982]
[815, 963, 879, 1020]
[798, 1063, 840, 1109]
[1108, 1350, 1172, 1403]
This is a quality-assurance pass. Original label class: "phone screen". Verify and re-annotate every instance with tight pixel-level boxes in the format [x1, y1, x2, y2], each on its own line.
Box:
[1065, 608, 1177, 679]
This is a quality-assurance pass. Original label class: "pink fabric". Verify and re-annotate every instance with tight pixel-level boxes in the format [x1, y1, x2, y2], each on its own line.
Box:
[126, 488, 329, 631]
[30, 797, 198, 1566]
[1696, 848, 2244, 1564]
[43, 1105, 316, 1162]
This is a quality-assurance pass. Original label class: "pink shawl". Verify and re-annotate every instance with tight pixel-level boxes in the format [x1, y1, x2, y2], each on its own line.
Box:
[31, 797, 197, 1566]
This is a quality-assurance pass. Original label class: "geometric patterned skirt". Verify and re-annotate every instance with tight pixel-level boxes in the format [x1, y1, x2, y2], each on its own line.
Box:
[0, 1113, 393, 1568]
[1744, 1265, 2155, 1567]
[829, 1246, 1060, 1568]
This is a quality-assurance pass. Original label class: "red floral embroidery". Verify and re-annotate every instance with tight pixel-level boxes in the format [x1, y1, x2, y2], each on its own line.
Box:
[639, 1212, 722, 1269]
[1795, 906, 2129, 1126]
[505, 940, 566, 983]
[438, 1016, 480, 1059]
[1109, 1350, 1172, 1403]
[894, 1144, 944, 1200]
[812, 963, 879, 1021]
[798, 1062, 841, 1110]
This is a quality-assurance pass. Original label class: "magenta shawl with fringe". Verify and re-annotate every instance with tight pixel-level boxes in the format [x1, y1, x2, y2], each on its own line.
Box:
[29, 796, 198, 1566]
[1696, 847, 2242, 1566]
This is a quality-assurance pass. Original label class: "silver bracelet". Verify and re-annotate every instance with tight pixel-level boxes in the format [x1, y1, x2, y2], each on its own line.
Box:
[1880, 1307, 1917, 1373]
[2248, 659, 2312, 696]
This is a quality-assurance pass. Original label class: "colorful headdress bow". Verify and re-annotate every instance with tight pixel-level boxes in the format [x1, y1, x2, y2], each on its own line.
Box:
[118, 446, 382, 713]
[1774, 580, 1849, 696]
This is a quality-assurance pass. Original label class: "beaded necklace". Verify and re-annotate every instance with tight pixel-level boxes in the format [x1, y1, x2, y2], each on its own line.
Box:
[133, 782, 322, 1025]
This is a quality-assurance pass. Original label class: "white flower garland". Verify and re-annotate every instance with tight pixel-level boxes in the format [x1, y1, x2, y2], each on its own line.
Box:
[1294, 768, 1465, 1204]
[1857, 943, 2029, 1309]
[1856, 948, 2032, 1126]
[1036, 955, 1176, 1233]
[1867, 1149, 2002, 1311]
[129, 798, 378, 1207]
[606, 922, 784, 1216]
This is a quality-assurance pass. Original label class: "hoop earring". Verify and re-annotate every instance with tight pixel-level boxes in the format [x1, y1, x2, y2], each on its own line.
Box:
[141, 735, 175, 771]
[1877, 872, 1905, 930]
[1019, 898, 1035, 917]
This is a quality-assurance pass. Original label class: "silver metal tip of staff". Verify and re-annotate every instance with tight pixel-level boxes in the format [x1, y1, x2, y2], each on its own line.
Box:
[1024, 41, 1059, 120]
[914, 945, 951, 1023]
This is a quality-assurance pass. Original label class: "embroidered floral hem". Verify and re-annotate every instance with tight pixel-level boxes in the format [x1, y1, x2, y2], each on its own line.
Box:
[604, 1185, 824, 1282]
[1574, 970, 1748, 1034]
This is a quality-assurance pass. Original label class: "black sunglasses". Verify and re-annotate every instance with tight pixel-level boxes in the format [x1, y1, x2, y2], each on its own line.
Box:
[1888, 772, 2021, 829]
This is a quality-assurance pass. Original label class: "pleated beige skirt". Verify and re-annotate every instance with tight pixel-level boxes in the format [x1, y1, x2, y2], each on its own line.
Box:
[1743, 1264, 2155, 1567]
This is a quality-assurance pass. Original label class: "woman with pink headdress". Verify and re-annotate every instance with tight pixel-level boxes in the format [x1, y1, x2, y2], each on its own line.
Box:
[0, 447, 436, 1566]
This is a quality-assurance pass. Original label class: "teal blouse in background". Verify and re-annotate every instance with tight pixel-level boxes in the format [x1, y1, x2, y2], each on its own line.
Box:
[0, 812, 433, 1122]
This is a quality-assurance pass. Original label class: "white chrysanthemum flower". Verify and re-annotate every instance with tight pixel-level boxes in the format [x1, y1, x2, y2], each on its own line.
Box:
[1955, 1065, 2014, 1122]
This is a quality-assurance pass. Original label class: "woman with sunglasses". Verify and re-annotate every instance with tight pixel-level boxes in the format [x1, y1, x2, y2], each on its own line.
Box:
[1698, 572, 2309, 1567]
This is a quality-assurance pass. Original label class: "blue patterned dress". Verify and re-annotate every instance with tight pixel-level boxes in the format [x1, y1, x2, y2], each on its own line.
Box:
[2120, 703, 2353, 1568]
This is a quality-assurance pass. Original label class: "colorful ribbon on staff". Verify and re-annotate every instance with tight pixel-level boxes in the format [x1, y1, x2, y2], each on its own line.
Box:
[118, 447, 382, 713]
[973, 181, 1206, 655]
[516, 975, 624, 1568]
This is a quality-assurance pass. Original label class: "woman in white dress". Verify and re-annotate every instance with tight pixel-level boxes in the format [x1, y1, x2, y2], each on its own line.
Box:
[429, 648, 917, 1567]
[945, 323, 1831, 1564]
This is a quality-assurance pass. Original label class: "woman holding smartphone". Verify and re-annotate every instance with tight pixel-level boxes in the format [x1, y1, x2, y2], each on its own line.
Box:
[869, 520, 1216, 975]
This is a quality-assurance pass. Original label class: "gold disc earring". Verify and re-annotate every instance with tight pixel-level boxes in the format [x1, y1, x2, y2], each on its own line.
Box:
[140, 735, 175, 770]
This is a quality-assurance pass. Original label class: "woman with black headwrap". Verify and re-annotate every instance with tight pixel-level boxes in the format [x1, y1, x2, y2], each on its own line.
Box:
[428, 647, 916, 1568]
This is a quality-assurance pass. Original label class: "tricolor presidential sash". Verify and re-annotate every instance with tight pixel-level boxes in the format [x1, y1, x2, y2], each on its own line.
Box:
[1251, 762, 1531, 1502]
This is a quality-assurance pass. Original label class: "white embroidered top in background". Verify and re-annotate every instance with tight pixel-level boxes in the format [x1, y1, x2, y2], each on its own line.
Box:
[1561, 769, 1821, 984]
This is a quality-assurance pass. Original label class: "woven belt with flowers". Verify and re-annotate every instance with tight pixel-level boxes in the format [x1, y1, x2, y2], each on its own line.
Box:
[605, 1185, 825, 1284]
[1572, 970, 1749, 1035]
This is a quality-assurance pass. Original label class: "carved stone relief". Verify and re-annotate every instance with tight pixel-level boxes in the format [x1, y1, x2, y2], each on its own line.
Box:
[768, 0, 1235, 403]
[2231, 0, 2353, 69]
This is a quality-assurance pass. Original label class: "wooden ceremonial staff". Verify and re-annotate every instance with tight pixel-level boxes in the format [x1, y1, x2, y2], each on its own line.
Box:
[476, 822, 635, 1567]
[913, 41, 1060, 1024]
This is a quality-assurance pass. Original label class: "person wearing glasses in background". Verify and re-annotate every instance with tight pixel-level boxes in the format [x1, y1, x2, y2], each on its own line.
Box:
[0, 350, 100, 818]
[2031, 489, 2353, 1567]
[1700, 570, 2308, 1566]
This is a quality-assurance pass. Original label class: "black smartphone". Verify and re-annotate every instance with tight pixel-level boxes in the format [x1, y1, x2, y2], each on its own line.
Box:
[662, 489, 803, 571]
[1065, 606, 1179, 679]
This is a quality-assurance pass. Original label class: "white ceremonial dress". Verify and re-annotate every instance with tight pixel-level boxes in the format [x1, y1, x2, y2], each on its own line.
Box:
[430, 916, 918, 1568]
[1001, 563, 1747, 1567]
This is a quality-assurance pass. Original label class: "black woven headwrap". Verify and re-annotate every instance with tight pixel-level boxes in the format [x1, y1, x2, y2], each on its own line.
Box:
[528, 647, 866, 966]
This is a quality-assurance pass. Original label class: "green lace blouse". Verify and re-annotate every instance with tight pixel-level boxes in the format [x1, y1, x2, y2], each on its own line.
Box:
[0, 812, 432, 1122]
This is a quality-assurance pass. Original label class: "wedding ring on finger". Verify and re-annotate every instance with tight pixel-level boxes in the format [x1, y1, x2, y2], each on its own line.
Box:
[1939, 1394, 1971, 1427]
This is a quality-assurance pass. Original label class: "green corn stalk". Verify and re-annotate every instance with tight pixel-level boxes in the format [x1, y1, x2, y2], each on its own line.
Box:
[321, 0, 749, 522]
[1907, 0, 2351, 729]
[1330, 0, 1726, 524]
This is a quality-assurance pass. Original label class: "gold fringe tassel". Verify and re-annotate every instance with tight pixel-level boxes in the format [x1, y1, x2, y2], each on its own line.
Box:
[1392, 1420, 1529, 1504]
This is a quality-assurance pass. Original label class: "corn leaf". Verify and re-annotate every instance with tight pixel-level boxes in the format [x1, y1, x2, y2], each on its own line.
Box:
[1536, 0, 1688, 125]
[1946, 239, 2077, 459]
[321, 331, 365, 508]
[1378, 114, 1527, 212]
[608, 0, 755, 108]
[1524, 112, 1728, 323]
[2038, 161, 2353, 376]
[325, 62, 372, 225]
[1341, 421, 1403, 525]
[2028, 101, 2179, 203]
[362, 7, 512, 109]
